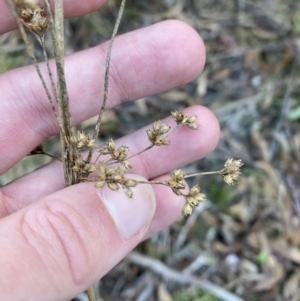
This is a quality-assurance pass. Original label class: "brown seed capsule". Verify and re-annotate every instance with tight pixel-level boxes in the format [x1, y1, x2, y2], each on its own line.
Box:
[108, 182, 119, 191]
[182, 203, 193, 216]
[123, 161, 132, 170]
[124, 179, 137, 187]
[221, 158, 243, 185]
[123, 186, 133, 198]
[20, 8, 33, 18]
[95, 180, 106, 188]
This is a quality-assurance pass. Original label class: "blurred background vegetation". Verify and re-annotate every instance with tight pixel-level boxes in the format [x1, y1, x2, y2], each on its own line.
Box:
[1, 0, 300, 300]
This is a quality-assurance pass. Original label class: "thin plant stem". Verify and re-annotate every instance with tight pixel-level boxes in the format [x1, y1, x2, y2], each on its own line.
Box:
[105, 145, 154, 166]
[87, 0, 127, 164]
[94, 152, 102, 164]
[137, 180, 169, 186]
[46, 0, 76, 186]
[105, 158, 115, 164]
[126, 145, 154, 161]
[184, 170, 222, 179]
[40, 37, 59, 104]
[53, 0, 73, 139]
[164, 124, 179, 139]
[86, 287, 96, 301]
[85, 1, 127, 297]
[27, 151, 62, 162]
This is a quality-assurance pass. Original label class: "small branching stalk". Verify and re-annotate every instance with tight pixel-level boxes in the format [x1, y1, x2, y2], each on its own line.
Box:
[6, 0, 244, 300]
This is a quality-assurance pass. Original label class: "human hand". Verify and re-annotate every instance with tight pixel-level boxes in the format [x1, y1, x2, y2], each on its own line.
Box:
[0, 1, 219, 300]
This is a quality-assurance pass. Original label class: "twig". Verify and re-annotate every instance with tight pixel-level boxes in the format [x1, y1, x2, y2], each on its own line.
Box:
[136, 276, 155, 301]
[283, 174, 300, 218]
[182, 253, 213, 276]
[87, 0, 127, 164]
[126, 252, 245, 301]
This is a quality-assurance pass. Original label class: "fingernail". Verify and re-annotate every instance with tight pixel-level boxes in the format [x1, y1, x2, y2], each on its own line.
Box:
[99, 175, 156, 240]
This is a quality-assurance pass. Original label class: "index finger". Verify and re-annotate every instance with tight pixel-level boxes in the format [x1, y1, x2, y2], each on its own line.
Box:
[0, 0, 107, 35]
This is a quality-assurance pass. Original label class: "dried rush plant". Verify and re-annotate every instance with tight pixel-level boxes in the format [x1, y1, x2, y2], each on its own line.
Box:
[5, 0, 243, 300]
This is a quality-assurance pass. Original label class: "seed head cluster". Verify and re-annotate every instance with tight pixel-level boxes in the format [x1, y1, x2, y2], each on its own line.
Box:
[99, 139, 130, 167]
[147, 121, 171, 146]
[182, 185, 206, 216]
[72, 154, 97, 174]
[220, 158, 243, 185]
[70, 131, 96, 149]
[10, 5, 243, 215]
[16, 1, 49, 37]
[171, 110, 199, 130]
[95, 163, 137, 198]
[11, 1, 243, 216]
[168, 169, 186, 195]
[67, 118, 242, 216]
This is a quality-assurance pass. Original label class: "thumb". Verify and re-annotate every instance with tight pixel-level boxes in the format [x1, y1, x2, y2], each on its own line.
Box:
[0, 175, 156, 301]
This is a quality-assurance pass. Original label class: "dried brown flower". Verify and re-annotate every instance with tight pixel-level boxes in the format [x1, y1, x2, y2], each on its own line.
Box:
[182, 185, 206, 217]
[20, 7, 48, 36]
[70, 131, 95, 149]
[72, 154, 96, 176]
[220, 158, 243, 185]
[122, 160, 132, 170]
[99, 139, 130, 162]
[146, 121, 171, 146]
[123, 179, 137, 187]
[95, 162, 137, 197]
[171, 110, 199, 130]
[182, 202, 193, 216]
[186, 185, 206, 205]
[168, 169, 186, 195]
[15, 0, 39, 9]
[122, 186, 133, 198]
